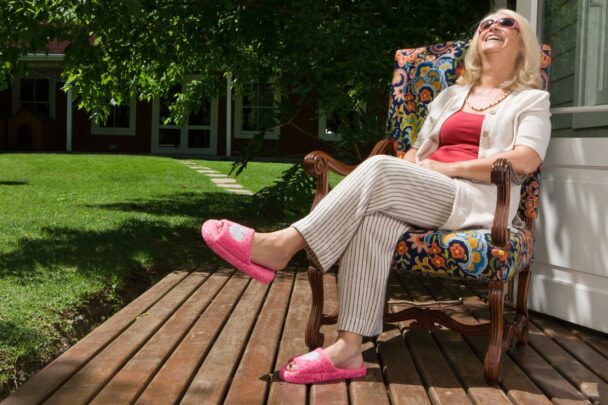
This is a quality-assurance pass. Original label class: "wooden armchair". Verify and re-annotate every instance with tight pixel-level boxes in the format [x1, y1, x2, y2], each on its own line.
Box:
[302, 40, 552, 384]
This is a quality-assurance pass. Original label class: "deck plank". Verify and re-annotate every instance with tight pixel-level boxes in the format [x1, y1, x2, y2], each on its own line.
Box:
[381, 273, 432, 405]
[411, 276, 511, 405]
[433, 331, 512, 405]
[44, 271, 210, 405]
[2, 270, 192, 405]
[571, 328, 608, 359]
[267, 269, 310, 405]
[349, 340, 391, 405]
[526, 322, 608, 403]
[397, 273, 472, 404]
[468, 309, 589, 403]
[441, 281, 551, 405]
[180, 274, 270, 404]
[531, 316, 608, 384]
[223, 271, 295, 405]
[309, 272, 349, 405]
[4, 267, 607, 405]
[507, 345, 589, 404]
[377, 326, 431, 405]
[405, 328, 473, 405]
[134, 272, 248, 405]
[458, 280, 589, 404]
[90, 269, 232, 404]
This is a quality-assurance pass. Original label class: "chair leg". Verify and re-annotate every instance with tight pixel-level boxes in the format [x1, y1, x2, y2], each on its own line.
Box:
[515, 265, 532, 346]
[305, 266, 325, 350]
[484, 279, 504, 385]
[506, 276, 515, 304]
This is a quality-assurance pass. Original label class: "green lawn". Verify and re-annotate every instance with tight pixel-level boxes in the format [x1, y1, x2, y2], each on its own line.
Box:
[0, 154, 301, 396]
[192, 160, 294, 193]
[194, 159, 344, 192]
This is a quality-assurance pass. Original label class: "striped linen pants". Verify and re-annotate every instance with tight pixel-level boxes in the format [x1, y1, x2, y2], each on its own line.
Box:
[292, 155, 457, 336]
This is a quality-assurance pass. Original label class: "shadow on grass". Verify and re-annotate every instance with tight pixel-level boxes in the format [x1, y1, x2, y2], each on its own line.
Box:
[0, 190, 306, 397]
[0, 192, 298, 284]
[0, 181, 29, 186]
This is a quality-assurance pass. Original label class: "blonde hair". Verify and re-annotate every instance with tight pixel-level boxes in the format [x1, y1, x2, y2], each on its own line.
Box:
[457, 9, 542, 90]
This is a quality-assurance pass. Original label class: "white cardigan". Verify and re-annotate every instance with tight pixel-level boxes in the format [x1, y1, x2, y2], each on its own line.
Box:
[413, 84, 551, 230]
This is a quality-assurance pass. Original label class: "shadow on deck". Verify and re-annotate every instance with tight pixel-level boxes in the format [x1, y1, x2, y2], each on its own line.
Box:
[3, 267, 607, 404]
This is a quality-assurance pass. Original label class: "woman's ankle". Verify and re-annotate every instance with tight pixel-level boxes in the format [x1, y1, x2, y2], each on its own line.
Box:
[251, 227, 306, 270]
[251, 230, 294, 271]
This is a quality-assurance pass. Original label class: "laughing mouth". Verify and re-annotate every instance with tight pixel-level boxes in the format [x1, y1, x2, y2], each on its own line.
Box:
[486, 34, 504, 42]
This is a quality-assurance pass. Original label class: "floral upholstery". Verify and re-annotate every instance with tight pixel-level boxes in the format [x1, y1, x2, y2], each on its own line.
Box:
[387, 40, 469, 156]
[386, 41, 552, 282]
[391, 228, 534, 282]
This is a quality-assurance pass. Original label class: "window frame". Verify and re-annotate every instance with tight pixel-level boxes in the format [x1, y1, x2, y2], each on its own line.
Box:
[91, 97, 137, 136]
[571, 0, 608, 129]
[317, 101, 367, 142]
[150, 81, 218, 155]
[12, 74, 56, 119]
[234, 81, 281, 140]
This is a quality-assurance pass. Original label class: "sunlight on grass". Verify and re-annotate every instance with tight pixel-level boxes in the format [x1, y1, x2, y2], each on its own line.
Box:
[0, 153, 293, 392]
[192, 159, 344, 192]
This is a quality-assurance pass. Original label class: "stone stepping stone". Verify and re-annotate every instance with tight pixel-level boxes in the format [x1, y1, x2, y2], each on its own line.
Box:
[211, 178, 238, 185]
[228, 189, 254, 196]
[220, 184, 245, 189]
[195, 169, 221, 173]
[178, 160, 254, 195]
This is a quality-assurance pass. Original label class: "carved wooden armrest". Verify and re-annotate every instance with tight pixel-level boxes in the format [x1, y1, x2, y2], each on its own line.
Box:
[491, 158, 530, 248]
[303, 139, 393, 209]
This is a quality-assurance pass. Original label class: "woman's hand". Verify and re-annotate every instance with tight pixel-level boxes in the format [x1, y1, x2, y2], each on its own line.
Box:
[417, 159, 455, 177]
[400, 147, 418, 163]
[416, 145, 541, 183]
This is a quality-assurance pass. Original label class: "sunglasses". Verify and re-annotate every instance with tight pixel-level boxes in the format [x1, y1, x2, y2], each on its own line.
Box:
[478, 17, 520, 32]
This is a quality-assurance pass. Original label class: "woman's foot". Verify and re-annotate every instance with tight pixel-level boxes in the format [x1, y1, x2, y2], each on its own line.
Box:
[320, 340, 364, 369]
[251, 227, 306, 271]
[285, 334, 364, 371]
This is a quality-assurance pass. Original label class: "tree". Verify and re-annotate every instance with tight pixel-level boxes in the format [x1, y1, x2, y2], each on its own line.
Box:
[1, 0, 488, 161]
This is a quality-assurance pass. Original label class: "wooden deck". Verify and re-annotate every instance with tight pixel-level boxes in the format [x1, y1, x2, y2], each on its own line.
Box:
[3, 266, 607, 405]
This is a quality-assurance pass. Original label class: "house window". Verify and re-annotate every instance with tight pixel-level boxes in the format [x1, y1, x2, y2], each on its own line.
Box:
[92, 99, 136, 136]
[234, 82, 280, 139]
[318, 109, 358, 141]
[154, 84, 215, 151]
[20, 78, 50, 115]
[542, 0, 608, 134]
[318, 88, 365, 141]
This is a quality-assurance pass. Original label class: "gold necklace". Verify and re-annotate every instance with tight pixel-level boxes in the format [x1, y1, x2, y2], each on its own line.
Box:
[466, 89, 512, 112]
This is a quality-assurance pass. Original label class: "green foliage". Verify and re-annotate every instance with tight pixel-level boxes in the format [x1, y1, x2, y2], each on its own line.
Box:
[253, 163, 316, 218]
[0, 0, 488, 152]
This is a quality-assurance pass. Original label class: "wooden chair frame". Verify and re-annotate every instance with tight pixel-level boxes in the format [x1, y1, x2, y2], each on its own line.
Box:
[302, 140, 534, 384]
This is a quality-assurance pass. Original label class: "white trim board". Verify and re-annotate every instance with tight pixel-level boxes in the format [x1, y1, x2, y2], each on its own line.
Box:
[530, 263, 608, 333]
[530, 137, 608, 332]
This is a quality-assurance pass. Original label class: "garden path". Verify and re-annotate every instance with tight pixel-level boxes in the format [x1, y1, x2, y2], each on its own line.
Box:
[178, 160, 254, 196]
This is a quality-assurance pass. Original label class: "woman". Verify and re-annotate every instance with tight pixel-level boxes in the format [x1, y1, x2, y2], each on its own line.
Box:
[202, 9, 551, 384]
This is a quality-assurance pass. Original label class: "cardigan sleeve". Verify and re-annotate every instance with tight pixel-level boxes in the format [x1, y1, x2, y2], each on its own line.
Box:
[514, 90, 552, 161]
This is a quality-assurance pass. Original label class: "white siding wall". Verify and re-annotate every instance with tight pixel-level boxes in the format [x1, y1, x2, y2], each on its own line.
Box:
[519, 0, 608, 333]
[532, 138, 608, 333]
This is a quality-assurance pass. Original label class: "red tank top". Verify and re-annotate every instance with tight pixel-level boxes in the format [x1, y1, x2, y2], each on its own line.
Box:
[427, 110, 485, 163]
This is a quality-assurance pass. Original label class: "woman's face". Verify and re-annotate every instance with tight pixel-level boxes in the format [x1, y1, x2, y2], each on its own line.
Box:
[477, 13, 522, 62]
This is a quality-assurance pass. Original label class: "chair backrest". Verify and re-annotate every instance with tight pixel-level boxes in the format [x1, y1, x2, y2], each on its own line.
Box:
[385, 40, 552, 225]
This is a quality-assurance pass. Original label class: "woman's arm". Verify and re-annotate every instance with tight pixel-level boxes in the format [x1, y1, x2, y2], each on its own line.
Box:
[417, 145, 541, 182]
[401, 147, 418, 163]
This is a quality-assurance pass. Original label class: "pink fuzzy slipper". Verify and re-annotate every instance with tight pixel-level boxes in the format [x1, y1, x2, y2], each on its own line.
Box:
[201, 219, 275, 284]
[279, 348, 366, 384]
